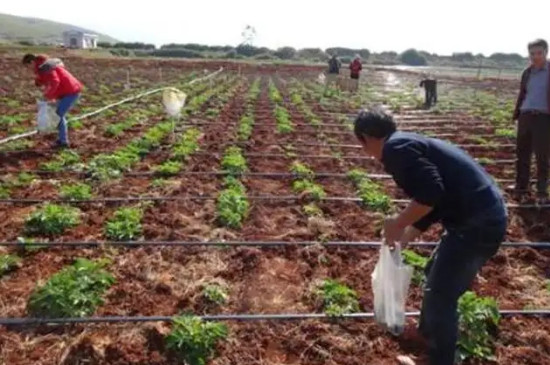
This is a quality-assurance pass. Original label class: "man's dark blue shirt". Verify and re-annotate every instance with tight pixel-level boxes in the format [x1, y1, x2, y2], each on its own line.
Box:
[381, 131, 503, 231]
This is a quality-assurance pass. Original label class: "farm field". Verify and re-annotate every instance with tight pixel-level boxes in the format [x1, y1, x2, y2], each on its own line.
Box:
[0, 56, 549, 365]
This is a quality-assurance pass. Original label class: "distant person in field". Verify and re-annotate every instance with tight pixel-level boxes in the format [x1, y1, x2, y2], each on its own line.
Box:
[420, 76, 437, 108]
[349, 54, 363, 92]
[23, 54, 83, 148]
[354, 109, 507, 365]
[512, 38, 550, 202]
[326, 54, 342, 89]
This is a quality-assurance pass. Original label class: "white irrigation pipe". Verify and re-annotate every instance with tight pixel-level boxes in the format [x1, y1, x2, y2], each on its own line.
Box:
[0, 68, 224, 146]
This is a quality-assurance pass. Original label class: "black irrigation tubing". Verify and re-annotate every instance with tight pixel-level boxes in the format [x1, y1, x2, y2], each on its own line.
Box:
[0, 169, 518, 183]
[0, 196, 545, 209]
[1, 240, 548, 249]
[2, 310, 548, 326]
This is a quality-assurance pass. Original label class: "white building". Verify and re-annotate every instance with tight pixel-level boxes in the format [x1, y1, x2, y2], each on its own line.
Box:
[62, 31, 98, 49]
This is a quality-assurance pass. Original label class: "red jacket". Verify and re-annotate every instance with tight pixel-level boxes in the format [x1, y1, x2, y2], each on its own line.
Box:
[513, 61, 550, 120]
[33, 56, 83, 100]
[349, 59, 363, 77]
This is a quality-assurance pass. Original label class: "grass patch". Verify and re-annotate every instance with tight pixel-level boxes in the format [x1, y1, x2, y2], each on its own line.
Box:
[216, 177, 249, 229]
[348, 172, 392, 213]
[303, 203, 323, 217]
[27, 258, 115, 317]
[402, 249, 428, 286]
[155, 160, 182, 176]
[202, 284, 228, 306]
[290, 161, 315, 179]
[166, 315, 228, 365]
[292, 179, 326, 201]
[104, 207, 143, 241]
[41, 150, 81, 172]
[59, 183, 92, 200]
[315, 279, 360, 316]
[172, 128, 201, 160]
[274, 105, 294, 133]
[221, 147, 247, 175]
[0, 254, 21, 276]
[237, 115, 254, 141]
[457, 291, 500, 362]
[25, 204, 81, 236]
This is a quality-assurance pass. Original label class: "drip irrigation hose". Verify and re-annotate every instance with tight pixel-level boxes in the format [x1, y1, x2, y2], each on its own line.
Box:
[0, 68, 224, 146]
[0, 195, 545, 209]
[1, 240, 548, 249]
[0, 141, 515, 156]
[1, 310, 548, 326]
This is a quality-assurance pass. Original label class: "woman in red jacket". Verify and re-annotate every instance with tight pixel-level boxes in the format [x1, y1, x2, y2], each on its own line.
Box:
[23, 54, 83, 148]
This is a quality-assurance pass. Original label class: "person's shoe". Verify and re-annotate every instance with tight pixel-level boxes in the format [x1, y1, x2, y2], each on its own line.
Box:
[52, 141, 70, 149]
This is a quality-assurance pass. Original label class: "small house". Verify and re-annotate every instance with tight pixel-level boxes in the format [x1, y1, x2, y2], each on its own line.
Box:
[62, 30, 98, 49]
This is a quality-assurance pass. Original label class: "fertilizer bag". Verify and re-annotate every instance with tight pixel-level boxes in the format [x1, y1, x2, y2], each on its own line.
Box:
[37, 101, 59, 133]
[371, 245, 413, 335]
[162, 88, 187, 117]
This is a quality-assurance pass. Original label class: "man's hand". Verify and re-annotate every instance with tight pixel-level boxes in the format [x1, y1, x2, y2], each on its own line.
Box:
[383, 216, 406, 249]
[400, 226, 422, 247]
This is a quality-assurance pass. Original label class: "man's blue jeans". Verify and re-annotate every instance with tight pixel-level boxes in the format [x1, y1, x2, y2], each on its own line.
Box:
[56, 93, 80, 145]
[419, 200, 507, 365]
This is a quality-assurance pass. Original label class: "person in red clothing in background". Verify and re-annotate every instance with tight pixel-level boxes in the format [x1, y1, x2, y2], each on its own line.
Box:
[23, 54, 83, 148]
[349, 55, 363, 92]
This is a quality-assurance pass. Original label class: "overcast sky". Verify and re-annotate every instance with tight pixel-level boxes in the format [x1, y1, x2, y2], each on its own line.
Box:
[2, 0, 549, 55]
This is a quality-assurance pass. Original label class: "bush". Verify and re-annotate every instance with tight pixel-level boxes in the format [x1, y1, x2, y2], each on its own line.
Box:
[28, 258, 115, 317]
[25, 204, 81, 236]
[292, 180, 326, 201]
[59, 183, 93, 200]
[155, 160, 182, 176]
[151, 49, 204, 58]
[400, 49, 428, 66]
[274, 47, 297, 60]
[221, 147, 247, 175]
[216, 177, 249, 229]
[457, 292, 500, 362]
[104, 207, 143, 241]
[315, 279, 359, 316]
[0, 254, 21, 276]
[166, 315, 228, 365]
[203, 284, 228, 306]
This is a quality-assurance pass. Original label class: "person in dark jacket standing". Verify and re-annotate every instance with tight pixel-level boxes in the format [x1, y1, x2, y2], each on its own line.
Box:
[23, 54, 83, 148]
[512, 39, 550, 201]
[349, 55, 363, 92]
[420, 76, 437, 108]
[354, 109, 507, 365]
[326, 54, 342, 89]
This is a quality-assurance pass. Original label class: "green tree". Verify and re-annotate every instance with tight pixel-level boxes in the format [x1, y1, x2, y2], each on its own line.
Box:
[400, 49, 428, 66]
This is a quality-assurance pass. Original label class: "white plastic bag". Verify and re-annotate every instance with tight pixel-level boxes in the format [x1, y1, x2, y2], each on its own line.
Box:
[317, 73, 326, 84]
[371, 245, 414, 335]
[162, 88, 187, 117]
[36, 101, 59, 133]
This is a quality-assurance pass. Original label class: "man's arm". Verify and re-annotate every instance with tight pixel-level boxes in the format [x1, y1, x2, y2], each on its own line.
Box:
[513, 69, 529, 120]
[382, 141, 445, 246]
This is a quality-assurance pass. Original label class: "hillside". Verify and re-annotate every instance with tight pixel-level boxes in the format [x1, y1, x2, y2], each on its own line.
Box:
[0, 13, 118, 44]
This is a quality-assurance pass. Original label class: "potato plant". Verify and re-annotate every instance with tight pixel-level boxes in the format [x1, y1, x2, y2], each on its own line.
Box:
[59, 183, 93, 200]
[25, 204, 81, 236]
[104, 207, 143, 241]
[27, 258, 115, 318]
[315, 279, 360, 316]
[165, 315, 228, 365]
[216, 177, 249, 229]
[0, 254, 21, 276]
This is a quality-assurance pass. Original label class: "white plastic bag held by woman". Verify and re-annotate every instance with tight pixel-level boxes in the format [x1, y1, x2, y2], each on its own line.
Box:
[36, 101, 59, 133]
[371, 245, 413, 335]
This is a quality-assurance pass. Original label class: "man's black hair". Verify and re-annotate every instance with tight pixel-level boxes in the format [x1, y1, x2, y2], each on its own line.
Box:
[22, 54, 36, 64]
[354, 108, 397, 141]
[528, 39, 548, 52]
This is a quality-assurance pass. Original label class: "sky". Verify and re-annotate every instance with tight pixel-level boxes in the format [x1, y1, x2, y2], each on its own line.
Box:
[1, 0, 549, 55]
